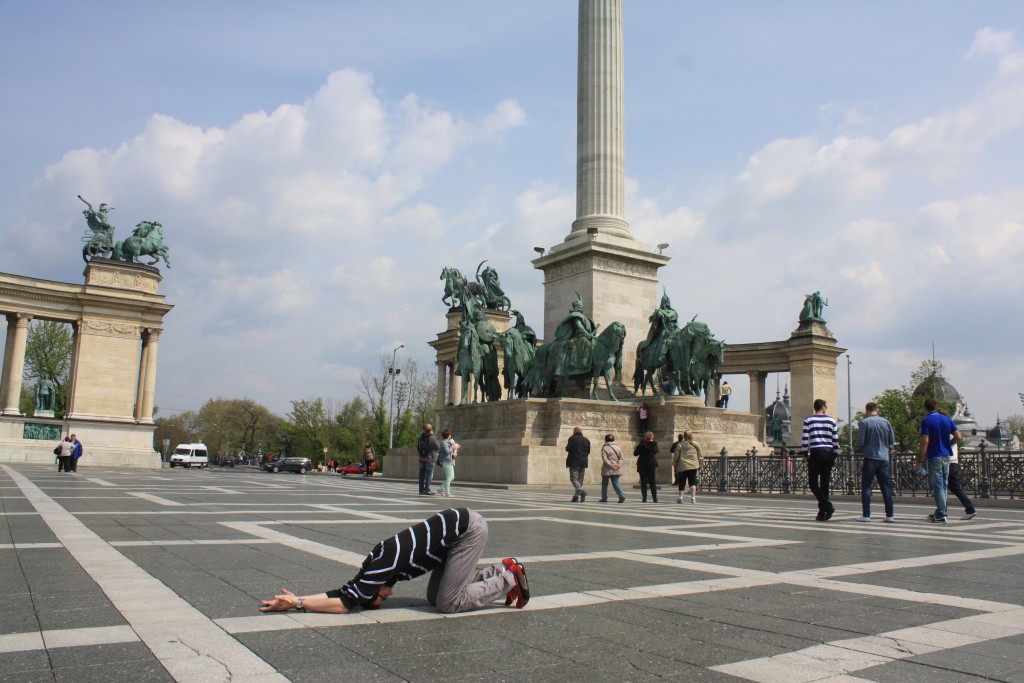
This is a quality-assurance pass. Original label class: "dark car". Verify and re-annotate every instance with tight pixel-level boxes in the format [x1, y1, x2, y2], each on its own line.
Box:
[263, 456, 312, 474]
[217, 455, 240, 467]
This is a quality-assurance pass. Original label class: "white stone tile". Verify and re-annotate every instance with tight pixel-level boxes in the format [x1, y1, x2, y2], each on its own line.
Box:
[42, 625, 138, 649]
[0, 631, 44, 653]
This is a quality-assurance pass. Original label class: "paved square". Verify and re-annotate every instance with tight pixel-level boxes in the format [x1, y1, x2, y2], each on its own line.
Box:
[1, 464, 1023, 682]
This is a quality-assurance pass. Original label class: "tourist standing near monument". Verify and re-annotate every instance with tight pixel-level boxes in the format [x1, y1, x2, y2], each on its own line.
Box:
[636, 403, 650, 435]
[634, 432, 660, 503]
[71, 434, 83, 472]
[672, 431, 703, 504]
[802, 399, 839, 521]
[599, 434, 626, 503]
[416, 424, 440, 496]
[259, 508, 530, 614]
[855, 402, 896, 523]
[565, 427, 591, 502]
[918, 399, 960, 523]
[362, 440, 375, 476]
[438, 429, 459, 498]
[720, 381, 731, 408]
[56, 437, 74, 472]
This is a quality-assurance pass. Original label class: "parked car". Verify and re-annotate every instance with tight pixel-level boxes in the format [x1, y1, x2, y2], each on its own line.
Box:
[169, 443, 209, 468]
[338, 461, 378, 475]
[263, 456, 313, 474]
[216, 454, 240, 467]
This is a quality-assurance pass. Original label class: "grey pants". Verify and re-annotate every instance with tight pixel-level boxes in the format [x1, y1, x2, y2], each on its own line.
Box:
[426, 510, 515, 613]
[568, 467, 586, 494]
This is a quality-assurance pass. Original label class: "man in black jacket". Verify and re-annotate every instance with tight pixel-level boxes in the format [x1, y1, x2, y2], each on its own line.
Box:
[260, 508, 530, 614]
[565, 426, 591, 502]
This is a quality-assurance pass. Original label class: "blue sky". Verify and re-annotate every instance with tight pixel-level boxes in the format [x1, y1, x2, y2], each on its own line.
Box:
[1, 1, 1022, 427]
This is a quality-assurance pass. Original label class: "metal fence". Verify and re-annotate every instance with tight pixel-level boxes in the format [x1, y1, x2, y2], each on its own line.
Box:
[698, 445, 1024, 499]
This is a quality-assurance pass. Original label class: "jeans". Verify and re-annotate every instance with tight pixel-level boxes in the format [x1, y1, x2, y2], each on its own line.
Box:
[948, 462, 975, 514]
[568, 467, 586, 496]
[928, 456, 950, 519]
[440, 462, 455, 494]
[418, 459, 436, 493]
[601, 475, 624, 500]
[861, 457, 894, 518]
[807, 449, 837, 515]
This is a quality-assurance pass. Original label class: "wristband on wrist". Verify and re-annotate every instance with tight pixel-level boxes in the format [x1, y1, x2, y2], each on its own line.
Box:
[296, 597, 305, 612]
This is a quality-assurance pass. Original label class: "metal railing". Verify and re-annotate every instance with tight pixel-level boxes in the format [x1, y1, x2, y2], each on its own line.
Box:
[699, 445, 1024, 499]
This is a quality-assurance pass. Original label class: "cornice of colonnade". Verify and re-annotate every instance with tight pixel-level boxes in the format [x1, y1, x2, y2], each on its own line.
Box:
[0, 267, 172, 322]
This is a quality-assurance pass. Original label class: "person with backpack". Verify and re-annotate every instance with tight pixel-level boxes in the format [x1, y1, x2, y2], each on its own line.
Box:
[416, 424, 440, 495]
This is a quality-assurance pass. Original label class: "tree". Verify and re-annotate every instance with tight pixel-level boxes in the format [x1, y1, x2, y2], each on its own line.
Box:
[154, 411, 201, 457]
[195, 398, 285, 457]
[288, 398, 332, 464]
[1006, 415, 1024, 446]
[868, 359, 959, 452]
[359, 355, 437, 453]
[24, 320, 73, 417]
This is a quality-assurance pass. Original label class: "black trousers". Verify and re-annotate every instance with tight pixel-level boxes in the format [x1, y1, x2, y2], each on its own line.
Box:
[807, 449, 837, 514]
[638, 463, 658, 501]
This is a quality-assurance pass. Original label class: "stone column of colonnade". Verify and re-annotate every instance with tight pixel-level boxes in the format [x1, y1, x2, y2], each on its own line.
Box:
[1, 313, 32, 415]
[435, 361, 447, 407]
[134, 328, 161, 423]
[570, 0, 630, 240]
[447, 363, 461, 406]
[748, 371, 767, 442]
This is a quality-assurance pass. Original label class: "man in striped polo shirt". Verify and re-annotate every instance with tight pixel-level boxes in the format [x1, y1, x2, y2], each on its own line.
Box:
[260, 508, 529, 615]
[802, 399, 840, 521]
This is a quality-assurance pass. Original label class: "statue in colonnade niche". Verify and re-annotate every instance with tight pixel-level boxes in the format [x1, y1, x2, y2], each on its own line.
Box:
[35, 377, 56, 413]
[633, 289, 679, 396]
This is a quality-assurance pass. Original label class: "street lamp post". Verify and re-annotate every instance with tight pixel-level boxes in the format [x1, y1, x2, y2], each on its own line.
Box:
[388, 344, 404, 450]
[845, 354, 855, 495]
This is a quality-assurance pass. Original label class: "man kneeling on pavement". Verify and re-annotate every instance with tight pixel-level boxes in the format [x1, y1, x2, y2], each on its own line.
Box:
[260, 508, 529, 614]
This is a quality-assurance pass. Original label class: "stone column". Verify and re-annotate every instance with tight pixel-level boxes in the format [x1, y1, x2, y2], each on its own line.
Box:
[0, 318, 15, 409]
[435, 361, 447, 408]
[1, 313, 32, 415]
[570, 0, 630, 240]
[747, 371, 766, 441]
[135, 335, 150, 421]
[448, 363, 462, 405]
[138, 329, 160, 424]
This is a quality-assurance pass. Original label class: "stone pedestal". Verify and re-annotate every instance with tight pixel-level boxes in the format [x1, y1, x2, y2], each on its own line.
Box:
[385, 396, 760, 486]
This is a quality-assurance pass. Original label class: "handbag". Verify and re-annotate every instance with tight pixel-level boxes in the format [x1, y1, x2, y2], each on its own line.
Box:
[54, 445, 61, 456]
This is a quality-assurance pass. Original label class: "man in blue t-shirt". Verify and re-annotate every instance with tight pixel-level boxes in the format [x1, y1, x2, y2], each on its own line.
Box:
[918, 398, 961, 523]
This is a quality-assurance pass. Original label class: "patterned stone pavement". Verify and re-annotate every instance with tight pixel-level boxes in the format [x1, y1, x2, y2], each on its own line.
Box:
[1, 464, 1023, 682]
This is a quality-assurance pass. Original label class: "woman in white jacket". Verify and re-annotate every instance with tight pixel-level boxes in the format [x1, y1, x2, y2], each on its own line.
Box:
[599, 434, 626, 503]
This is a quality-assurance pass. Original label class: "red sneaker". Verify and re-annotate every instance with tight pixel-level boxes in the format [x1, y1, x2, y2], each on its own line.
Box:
[506, 563, 529, 608]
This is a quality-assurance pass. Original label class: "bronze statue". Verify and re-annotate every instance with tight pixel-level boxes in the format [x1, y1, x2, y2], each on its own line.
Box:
[666, 319, 725, 400]
[78, 195, 171, 268]
[78, 195, 115, 262]
[497, 327, 535, 399]
[799, 291, 828, 323]
[633, 291, 679, 396]
[509, 310, 537, 349]
[439, 262, 510, 311]
[113, 220, 171, 268]
[551, 292, 598, 377]
[35, 378, 56, 413]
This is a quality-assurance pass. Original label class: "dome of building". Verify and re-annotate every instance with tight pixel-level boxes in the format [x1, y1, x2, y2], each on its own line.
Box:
[911, 376, 960, 404]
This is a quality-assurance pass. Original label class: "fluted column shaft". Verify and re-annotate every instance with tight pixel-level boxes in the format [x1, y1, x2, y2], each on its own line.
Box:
[139, 329, 160, 423]
[571, 0, 630, 239]
[2, 314, 32, 415]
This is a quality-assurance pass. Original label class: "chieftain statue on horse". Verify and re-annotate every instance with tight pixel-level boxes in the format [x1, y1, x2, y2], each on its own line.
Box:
[78, 195, 171, 268]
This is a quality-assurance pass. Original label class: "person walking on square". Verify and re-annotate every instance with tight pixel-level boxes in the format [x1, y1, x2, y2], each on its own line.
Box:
[672, 431, 703, 504]
[70, 434, 83, 472]
[416, 424, 440, 496]
[855, 402, 896, 523]
[918, 399, 960, 523]
[599, 434, 626, 503]
[633, 431, 660, 503]
[56, 437, 74, 472]
[437, 429, 459, 498]
[802, 399, 839, 521]
[260, 508, 530, 614]
[947, 440, 977, 521]
[362, 440, 375, 476]
[565, 426, 590, 502]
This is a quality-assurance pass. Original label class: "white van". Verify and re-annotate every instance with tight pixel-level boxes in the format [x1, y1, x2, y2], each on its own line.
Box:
[169, 443, 209, 468]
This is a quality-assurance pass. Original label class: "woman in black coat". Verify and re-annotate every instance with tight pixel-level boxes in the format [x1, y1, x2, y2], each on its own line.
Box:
[633, 431, 659, 503]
